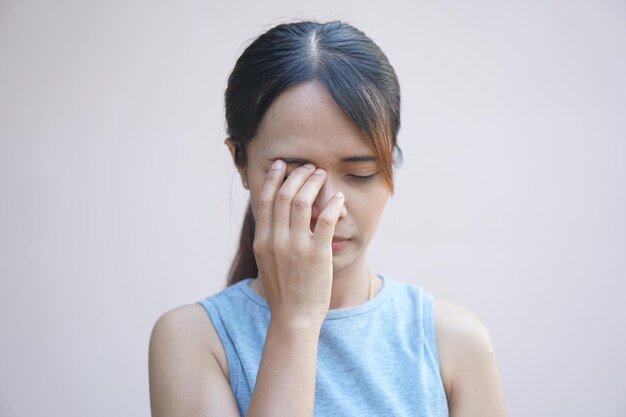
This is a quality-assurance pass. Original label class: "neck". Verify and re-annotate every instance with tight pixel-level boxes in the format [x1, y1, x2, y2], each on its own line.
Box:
[328, 255, 372, 309]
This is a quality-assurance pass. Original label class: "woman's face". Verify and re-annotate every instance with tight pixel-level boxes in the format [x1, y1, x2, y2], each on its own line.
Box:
[242, 80, 391, 272]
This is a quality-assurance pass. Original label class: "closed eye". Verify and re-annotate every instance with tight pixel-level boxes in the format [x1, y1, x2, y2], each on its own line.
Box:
[348, 174, 377, 183]
[281, 171, 378, 184]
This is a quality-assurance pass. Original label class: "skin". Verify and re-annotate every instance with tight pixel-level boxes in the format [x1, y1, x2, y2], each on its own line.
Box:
[232, 80, 389, 311]
[148, 80, 507, 417]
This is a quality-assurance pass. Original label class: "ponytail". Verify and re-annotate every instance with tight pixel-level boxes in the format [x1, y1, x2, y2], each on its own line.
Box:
[227, 199, 258, 286]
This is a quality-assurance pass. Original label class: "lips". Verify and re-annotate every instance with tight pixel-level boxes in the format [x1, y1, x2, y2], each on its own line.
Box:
[331, 236, 350, 252]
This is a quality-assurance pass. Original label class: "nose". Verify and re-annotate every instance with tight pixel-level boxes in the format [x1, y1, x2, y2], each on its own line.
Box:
[310, 176, 347, 231]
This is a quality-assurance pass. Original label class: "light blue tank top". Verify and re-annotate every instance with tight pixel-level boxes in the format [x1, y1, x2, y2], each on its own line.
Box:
[196, 274, 449, 417]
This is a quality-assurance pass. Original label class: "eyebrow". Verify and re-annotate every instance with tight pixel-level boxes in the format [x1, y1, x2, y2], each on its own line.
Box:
[267, 156, 377, 164]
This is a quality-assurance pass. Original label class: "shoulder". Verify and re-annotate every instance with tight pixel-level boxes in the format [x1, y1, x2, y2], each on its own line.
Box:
[433, 299, 495, 365]
[148, 304, 240, 416]
[150, 304, 211, 347]
[149, 303, 228, 378]
[432, 298, 506, 416]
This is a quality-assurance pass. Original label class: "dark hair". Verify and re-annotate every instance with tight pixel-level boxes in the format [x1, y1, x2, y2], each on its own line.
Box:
[225, 20, 402, 286]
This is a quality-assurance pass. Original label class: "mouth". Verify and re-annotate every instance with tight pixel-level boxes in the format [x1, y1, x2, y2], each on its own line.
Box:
[331, 236, 350, 252]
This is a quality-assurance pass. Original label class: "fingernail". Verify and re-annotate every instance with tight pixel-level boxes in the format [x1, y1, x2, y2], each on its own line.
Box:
[272, 160, 285, 170]
[314, 168, 325, 175]
[334, 191, 344, 198]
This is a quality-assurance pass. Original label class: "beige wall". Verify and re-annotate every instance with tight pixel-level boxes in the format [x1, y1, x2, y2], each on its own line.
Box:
[1, 0, 625, 416]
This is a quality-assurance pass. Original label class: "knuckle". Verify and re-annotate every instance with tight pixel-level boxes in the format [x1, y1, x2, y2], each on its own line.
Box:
[252, 240, 263, 255]
[276, 190, 292, 204]
[317, 214, 336, 227]
[292, 195, 312, 210]
[252, 235, 268, 252]
[257, 198, 272, 210]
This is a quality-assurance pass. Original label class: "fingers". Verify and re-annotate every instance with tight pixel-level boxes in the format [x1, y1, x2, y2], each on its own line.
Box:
[272, 163, 317, 237]
[312, 191, 345, 247]
[290, 168, 327, 233]
[257, 160, 344, 248]
[255, 159, 286, 235]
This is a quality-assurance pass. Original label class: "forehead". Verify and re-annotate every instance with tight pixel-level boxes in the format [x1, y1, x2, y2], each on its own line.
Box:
[248, 80, 374, 162]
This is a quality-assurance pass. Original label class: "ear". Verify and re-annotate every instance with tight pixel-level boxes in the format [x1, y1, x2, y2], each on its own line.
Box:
[224, 137, 237, 160]
[224, 137, 248, 188]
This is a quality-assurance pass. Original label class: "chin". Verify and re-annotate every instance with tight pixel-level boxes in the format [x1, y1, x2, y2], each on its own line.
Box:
[331, 251, 357, 272]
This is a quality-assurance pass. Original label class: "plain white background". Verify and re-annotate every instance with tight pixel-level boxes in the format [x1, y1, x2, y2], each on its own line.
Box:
[1, 0, 624, 416]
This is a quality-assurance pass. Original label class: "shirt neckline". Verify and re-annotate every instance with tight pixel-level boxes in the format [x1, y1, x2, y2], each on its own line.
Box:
[237, 274, 391, 320]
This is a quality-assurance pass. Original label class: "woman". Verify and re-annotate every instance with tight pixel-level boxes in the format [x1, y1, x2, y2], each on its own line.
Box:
[149, 20, 506, 417]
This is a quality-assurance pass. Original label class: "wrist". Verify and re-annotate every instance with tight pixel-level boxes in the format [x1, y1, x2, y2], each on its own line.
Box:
[269, 314, 325, 335]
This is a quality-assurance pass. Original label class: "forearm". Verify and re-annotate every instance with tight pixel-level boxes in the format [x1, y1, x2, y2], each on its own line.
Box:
[245, 317, 322, 417]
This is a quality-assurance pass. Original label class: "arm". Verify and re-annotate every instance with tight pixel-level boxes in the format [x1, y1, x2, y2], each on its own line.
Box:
[246, 318, 322, 417]
[243, 159, 344, 416]
[148, 305, 240, 417]
[149, 159, 342, 417]
[148, 305, 323, 417]
[434, 300, 507, 417]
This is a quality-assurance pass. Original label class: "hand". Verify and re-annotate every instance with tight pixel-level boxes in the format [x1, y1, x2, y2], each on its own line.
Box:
[252, 159, 345, 327]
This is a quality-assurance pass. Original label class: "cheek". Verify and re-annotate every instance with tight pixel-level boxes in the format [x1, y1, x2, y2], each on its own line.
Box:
[247, 168, 265, 195]
[247, 171, 276, 220]
[248, 185, 261, 219]
[349, 189, 389, 228]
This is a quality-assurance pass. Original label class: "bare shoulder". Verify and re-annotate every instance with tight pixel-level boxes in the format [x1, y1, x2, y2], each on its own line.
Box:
[432, 299, 506, 416]
[150, 303, 229, 377]
[148, 304, 238, 417]
[433, 299, 495, 362]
